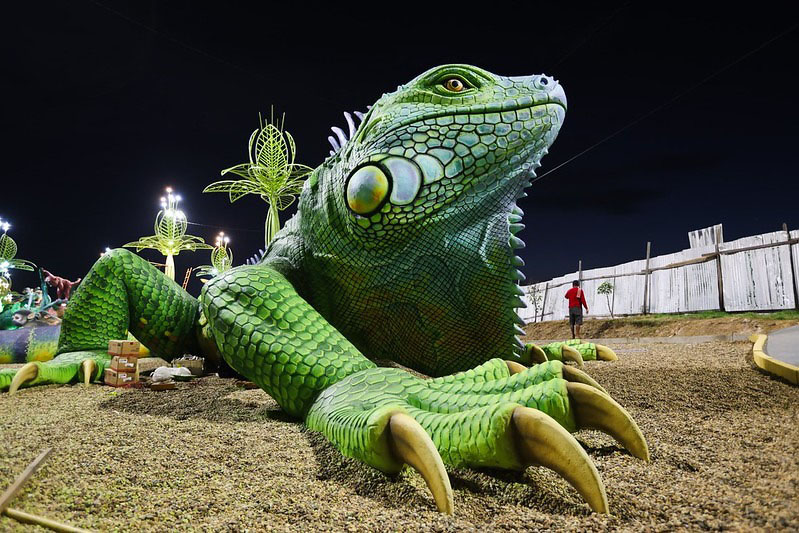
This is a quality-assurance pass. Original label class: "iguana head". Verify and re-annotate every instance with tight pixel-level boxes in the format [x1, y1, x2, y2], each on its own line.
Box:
[298, 65, 566, 373]
[313, 64, 565, 244]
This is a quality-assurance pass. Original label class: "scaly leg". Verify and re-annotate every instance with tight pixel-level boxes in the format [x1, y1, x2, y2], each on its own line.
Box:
[1, 249, 199, 392]
[201, 265, 648, 514]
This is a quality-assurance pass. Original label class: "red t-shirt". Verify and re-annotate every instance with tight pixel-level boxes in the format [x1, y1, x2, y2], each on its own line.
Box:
[565, 287, 588, 310]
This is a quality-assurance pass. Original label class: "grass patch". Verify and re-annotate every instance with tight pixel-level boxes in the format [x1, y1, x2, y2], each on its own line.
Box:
[640, 310, 799, 321]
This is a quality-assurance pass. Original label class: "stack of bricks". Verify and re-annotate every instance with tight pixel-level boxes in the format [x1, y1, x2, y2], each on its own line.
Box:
[104, 340, 140, 387]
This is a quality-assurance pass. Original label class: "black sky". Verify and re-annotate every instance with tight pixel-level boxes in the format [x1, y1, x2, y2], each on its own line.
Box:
[3, 2, 798, 296]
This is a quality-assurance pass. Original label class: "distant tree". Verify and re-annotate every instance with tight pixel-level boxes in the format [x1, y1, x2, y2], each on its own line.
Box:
[204, 112, 313, 248]
[597, 281, 615, 319]
[123, 189, 212, 281]
[528, 284, 544, 322]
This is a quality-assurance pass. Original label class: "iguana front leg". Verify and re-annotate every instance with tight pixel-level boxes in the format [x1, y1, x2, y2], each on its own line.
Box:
[201, 265, 649, 514]
[1, 249, 199, 392]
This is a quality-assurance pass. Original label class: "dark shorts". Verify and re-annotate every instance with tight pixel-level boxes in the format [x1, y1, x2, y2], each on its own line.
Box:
[569, 307, 583, 326]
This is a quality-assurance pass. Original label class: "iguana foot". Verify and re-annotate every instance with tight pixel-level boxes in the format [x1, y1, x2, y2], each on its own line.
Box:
[528, 340, 618, 367]
[306, 358, 648, 514]
[1, 350, 110, 393]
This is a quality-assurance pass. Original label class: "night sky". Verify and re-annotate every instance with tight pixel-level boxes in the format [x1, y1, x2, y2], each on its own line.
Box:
[4, 3, 798, 296]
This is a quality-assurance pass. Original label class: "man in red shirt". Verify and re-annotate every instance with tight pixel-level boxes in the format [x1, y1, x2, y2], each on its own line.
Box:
[565, 280, 589, 338]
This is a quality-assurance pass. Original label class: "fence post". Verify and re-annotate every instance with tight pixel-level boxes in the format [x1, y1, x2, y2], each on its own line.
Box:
[578, 260, 583, 282]
[783, 223, 799, 310]
[540, 283, 549, 323]
[642, 242, 651, 314]
[611, 276, 617, 319]
[714, 226, 725, 312]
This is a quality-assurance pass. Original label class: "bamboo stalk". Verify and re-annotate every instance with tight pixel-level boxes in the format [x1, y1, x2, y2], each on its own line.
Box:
[0, 448, 52, 513]
[3, 507, 92, 533]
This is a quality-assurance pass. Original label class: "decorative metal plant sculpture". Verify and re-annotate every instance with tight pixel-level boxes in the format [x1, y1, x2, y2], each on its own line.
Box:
[123, 189, 211, 280]
[204, 112, 313, 248]
[195, 232, 234, 280]
[0, 218, 35, 312]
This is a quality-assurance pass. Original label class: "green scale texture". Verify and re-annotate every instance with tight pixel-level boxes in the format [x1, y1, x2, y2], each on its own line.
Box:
[60, 248, 199, 356]
[1, 249, 199, 391]
[200, 265, 375, 418]
[542, 340, 598, 361]
[306, 359, 575, 472]
[5, 66, 620, 487]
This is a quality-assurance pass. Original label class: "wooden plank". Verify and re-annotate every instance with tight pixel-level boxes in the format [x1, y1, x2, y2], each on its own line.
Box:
[712, 238, 799, 256]
[610, 276, 616, 318]
[648, 254, 716, 272]
[715, 227, 725, 311]
[539, 283, 549, 323]
[0, 448, 53, 514]
[642, 242, 651, 314]
[784, 223, 799, 310]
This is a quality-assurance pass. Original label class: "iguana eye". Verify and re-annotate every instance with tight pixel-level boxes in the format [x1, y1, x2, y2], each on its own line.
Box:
[346, 164, 389, 215]
[442, 77, 468, 92]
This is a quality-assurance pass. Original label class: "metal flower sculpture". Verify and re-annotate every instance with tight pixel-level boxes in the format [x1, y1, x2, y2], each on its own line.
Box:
[0, 218, 35, 311]
[195, 232, 234, 280]
[204, 112, 313, 248]
[123, 189, 212, 281]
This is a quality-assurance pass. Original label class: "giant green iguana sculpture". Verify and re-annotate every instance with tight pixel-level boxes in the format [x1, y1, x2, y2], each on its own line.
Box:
[1, 65, 648, 514]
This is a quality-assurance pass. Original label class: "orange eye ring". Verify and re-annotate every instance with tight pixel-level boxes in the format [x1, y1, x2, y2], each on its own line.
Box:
[443, 78, 466, 92]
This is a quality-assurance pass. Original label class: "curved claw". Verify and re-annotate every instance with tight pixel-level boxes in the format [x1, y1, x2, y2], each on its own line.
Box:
[9, 362, 38, 395]
[567, 382, 650, 461]
[562, 345, 584, 368]
[511, 406, 609, 513]
[561, 365, 608, 395]
[388, 413, 454, 514]
[505, 360, 527, 375]
[81, 359, 96, 386]
[526, 344, 548, 364]
[595, 344, 618, 361]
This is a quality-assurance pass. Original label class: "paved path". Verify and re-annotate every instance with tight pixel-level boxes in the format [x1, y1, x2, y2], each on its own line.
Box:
[764, 325, 799, 366]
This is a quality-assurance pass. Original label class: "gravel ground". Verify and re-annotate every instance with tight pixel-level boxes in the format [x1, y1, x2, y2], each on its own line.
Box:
[1, 342, 797, 532]
[524, 316, 799, 340]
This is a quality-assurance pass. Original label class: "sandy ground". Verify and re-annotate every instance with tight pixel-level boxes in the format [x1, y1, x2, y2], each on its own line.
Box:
[523, 315, 799, 340]
[1, 342, 797, 532]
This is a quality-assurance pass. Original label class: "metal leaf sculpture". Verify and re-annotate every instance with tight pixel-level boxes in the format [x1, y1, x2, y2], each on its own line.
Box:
[123, 189, 212, 280]
[195, 232, 234, 280]
[204, 112, 313, 248]
[0, 218, 35, 310]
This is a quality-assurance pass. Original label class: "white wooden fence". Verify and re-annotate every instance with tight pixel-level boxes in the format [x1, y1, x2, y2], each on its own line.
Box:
[521, 224, 799, 322]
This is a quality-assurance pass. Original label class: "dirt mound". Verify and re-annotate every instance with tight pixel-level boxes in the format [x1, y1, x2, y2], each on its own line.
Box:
[523, 315, 799, 341]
